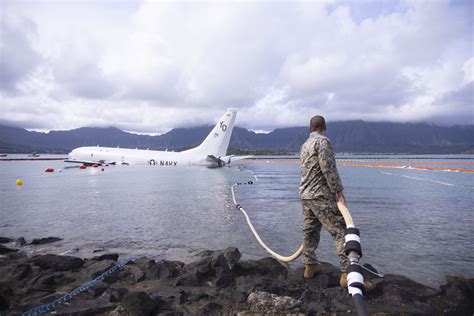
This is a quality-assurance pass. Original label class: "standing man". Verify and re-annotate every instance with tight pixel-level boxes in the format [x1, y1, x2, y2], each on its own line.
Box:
[299, 115, 372, 290]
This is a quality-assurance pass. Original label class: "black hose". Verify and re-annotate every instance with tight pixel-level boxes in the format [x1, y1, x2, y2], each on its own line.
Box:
[352, 293, 369, 316]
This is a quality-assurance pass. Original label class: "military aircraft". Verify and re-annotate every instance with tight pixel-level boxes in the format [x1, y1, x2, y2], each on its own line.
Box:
[65, 108, 246, 168]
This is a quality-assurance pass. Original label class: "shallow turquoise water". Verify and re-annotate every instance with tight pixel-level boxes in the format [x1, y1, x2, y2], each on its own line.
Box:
[0, 154, 473, 287]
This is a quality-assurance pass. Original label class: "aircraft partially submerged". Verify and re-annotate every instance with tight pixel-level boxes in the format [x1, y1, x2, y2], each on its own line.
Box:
[66, 108, 245, 168]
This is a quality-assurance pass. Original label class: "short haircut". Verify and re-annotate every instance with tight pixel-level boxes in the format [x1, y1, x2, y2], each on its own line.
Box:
[310, 115, 326, 132]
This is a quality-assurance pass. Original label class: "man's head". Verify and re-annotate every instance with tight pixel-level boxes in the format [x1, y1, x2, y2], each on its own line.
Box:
[309, 115, 326, 133]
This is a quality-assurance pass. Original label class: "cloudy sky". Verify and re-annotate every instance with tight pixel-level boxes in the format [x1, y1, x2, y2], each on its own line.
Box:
[0, 0, 472, 134]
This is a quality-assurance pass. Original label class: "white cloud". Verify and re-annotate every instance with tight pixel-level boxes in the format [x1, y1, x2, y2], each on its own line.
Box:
[0, 14, 42, 93]
[0, 0, 472, 133]
[463, 57, 474, 83]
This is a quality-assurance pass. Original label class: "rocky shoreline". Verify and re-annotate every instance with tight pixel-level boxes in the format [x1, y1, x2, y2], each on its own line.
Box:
[0, 237, 473, 315]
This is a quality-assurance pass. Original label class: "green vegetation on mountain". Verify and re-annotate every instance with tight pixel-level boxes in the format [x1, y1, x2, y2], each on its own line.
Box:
[1, 121, 473, 154]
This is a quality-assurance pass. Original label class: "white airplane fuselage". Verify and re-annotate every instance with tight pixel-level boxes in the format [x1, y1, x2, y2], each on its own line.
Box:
[69, 146, 218, 167]
[66, 109, 238, 167]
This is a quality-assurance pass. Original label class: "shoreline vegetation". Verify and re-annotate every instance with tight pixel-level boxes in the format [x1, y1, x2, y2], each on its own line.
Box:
[0, 237, 473, 315]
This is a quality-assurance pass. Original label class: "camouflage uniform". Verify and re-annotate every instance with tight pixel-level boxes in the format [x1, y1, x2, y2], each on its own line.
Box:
[300, 131, 349, 272]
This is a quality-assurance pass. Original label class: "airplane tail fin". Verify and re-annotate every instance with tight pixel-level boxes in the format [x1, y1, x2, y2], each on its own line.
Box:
[191, 108, 237, 157]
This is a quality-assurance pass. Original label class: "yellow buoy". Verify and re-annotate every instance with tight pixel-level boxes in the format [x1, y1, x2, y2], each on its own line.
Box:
[16, 179, 23, 186]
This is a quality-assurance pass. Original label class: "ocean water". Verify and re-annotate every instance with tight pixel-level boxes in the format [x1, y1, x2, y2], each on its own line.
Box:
[1, 154, 473, 288]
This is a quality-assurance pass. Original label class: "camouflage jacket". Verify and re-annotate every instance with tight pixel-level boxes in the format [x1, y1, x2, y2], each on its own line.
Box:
[299, 132, 343, 200]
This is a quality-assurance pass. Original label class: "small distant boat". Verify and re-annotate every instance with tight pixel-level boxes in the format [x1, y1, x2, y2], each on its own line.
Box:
[0, 154, 7, 157]
[28, 152, 40, 157]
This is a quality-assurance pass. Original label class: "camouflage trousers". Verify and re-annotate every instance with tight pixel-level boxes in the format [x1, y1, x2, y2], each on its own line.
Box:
[301, 197, 349, 272]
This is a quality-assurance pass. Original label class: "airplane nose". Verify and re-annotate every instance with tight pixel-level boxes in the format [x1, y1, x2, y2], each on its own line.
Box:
[69, 149, 76, 159]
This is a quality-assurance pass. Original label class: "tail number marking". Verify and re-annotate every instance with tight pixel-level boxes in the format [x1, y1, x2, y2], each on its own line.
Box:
[220, 121, 227, 132]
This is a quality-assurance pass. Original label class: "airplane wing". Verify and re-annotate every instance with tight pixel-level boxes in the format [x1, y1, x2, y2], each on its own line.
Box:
[64, 159, 116, 166]
[206, 155, 253, 167]
[206, 155, 226, 168]
[229, 155, 253, 163]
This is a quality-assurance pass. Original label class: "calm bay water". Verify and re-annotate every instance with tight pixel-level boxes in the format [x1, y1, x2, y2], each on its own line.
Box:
[1, 154, 473, 288]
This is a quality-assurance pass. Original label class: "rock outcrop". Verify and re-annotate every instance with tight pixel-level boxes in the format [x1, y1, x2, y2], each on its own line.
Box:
[30, 237, 63, 245]
[0, 243, 472, 315]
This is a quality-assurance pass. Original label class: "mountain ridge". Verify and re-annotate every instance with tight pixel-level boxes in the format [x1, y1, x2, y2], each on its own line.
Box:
[1, 121, 473, 154]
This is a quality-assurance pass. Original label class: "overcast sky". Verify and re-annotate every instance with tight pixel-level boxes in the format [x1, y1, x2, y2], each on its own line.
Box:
[0, 0, 472, 134]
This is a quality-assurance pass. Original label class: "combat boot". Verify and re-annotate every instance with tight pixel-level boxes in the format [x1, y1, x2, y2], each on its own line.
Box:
[304, 263, 322, 279]
[339, 273, 375, 292]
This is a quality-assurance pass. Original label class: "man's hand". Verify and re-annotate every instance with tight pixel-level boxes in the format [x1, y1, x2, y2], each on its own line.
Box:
[336, 191, 346, 206]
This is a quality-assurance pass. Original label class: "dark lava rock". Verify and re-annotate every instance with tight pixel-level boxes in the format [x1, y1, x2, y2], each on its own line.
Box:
[0, 237, 13, 244]
[55, 296, 115, 315]
[175, 270, 201, 287]
[300, 288, 332, 312]
[189, 292, 210, 302]
[29, 272, 72, 287]
[2, 246, 473, 315]
[158, 311, 183, 316]
[233, 256, 287, 278]
[15, 237, 27, 246]
[30, 237, 62, 245]
[103, 287, 128, 303]
[227, 290, 248, 304]
[196, 301, 222, 315]
[376, 274, 438, 302]
[92, 253, 119, 261]
[235, 274, 295, 297]
[0, 245, 17, 254]
[175, 252, 228, 287]
[80, 260, 115, 282]
[247, 291, 302, 313]
[128, 266, 146, 283]
[31, 254, 84, 271]
[121, 291, 157, 316]
[87, 284, 109, 298]
[440, 276, 474, 314]
[222, 247, 241, 267]
[306, 299, 332, 315]
[178, 251, 234, 288]
[4, 251, 26, 260]
[256, 257, 288, 278]
[134, 257, 156, 269]
[148, 260, 183, 280]
[441, 276, 474, 302]
[0, 294, 8, 311]
[12, 263, 33, 280]
[211, 252, 234, 287]
[215, 268, 233, 287]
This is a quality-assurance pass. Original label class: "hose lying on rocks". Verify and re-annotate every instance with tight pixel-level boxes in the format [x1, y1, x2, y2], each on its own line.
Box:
[23, 257, 136, 316]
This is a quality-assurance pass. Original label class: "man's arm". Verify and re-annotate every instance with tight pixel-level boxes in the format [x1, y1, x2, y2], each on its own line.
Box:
[317, 139, 344, 196]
